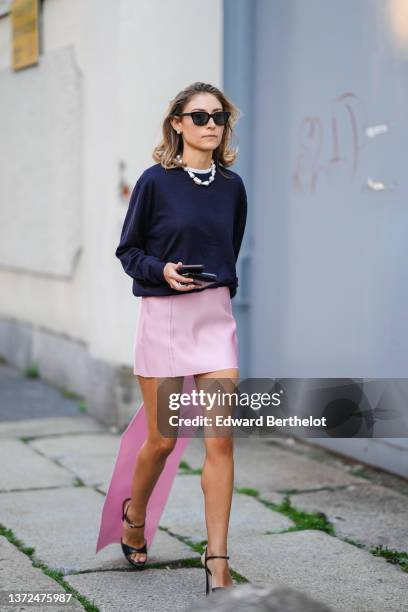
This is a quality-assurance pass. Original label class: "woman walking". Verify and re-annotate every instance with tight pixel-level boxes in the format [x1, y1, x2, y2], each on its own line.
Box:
[96, 82, 247, 596]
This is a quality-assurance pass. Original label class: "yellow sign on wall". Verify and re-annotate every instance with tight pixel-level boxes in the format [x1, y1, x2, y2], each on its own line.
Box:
[11, 0, 39, 70]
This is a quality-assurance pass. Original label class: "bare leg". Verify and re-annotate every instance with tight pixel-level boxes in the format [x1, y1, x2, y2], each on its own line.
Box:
[122, 375, 184, 563]
[194, 367, 239, 588]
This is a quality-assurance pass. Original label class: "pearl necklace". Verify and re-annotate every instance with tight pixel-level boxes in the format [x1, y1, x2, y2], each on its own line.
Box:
[175, 155, 216, 186]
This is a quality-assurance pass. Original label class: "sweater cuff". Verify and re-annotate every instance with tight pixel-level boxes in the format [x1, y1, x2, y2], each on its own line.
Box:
[149, 258, 166, 283]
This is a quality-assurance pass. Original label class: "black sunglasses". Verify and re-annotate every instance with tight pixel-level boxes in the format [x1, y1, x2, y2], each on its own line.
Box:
[173, 111, 231, 126]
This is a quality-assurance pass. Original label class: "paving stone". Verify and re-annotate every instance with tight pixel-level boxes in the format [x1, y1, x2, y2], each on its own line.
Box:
[0, 439, 75, 491]
[231, 438, 367, 497]
[0, 416, 105, 439]
[0, 488, 107, 574]
[29, 433, 120, 486]
[290, 484, 408, 549]
[0, 488, 194, 574]
[229, 530, 408, 612]
[0, 536, 83, 611]
[64, 567, 208, 612]
[161, 474, 293, 542]
[0, 364, 84, 421]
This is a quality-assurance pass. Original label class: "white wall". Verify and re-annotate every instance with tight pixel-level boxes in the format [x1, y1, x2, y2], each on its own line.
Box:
[0, 0, 222, 372]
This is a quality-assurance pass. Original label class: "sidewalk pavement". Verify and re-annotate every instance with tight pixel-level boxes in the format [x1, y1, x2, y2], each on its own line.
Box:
[0, 362, 407, 611]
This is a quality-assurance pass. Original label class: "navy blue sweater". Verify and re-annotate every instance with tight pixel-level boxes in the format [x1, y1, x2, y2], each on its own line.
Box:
[115, 162, 247, 299]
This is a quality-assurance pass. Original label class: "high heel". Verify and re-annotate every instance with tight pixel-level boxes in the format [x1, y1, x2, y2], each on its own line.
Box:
[201, 545, 230, 596]
[120, 497, 148, 570]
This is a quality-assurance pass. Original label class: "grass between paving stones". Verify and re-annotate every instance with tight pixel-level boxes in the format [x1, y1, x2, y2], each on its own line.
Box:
[59, 387, 83, 400]
[73, 477, 86, 487]
[78, 402, 88, 413]
[23, 363, 40, 378]
[370, 544, 408, 573]
[57, 384, 88, 412]
[154, 527, 205, 555]
[349, 466, 371, 480]
[235, 487, 335, 535]
[125, 552, 201, 571]
[158, 526, 249, 584]
[341, 537, 365, 548]
[178, 460, 202, 475]
[0, 524, 99, 611]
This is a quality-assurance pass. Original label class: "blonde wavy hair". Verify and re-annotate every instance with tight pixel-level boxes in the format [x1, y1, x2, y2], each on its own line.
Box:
[152, 82, 242, 179]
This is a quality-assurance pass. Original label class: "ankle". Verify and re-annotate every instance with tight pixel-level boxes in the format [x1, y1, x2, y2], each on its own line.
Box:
[206, 546, 228, 558]
[128, 511, 145, 525]
[124, 502, 145, 526]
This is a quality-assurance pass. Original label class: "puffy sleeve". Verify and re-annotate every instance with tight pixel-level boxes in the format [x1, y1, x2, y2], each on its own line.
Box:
[233, 177, 248, 262]
[115, 174, 166, 284]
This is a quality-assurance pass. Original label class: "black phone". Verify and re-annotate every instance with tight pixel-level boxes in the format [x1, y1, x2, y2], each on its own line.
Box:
[178, 264, 204, 274]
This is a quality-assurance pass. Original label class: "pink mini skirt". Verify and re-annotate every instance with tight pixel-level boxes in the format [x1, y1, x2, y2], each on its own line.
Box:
[133, 286, 239, 377]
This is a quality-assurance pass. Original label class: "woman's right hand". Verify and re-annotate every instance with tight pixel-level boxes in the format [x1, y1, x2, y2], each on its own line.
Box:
[163, 261, 197, 291]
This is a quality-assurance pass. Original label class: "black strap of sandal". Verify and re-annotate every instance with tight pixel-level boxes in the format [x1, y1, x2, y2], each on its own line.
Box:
[122, 498, 145, 528]
[123, 540, 147, 553]
[204, 546, 229, 575]
[124, 515, 145, 528]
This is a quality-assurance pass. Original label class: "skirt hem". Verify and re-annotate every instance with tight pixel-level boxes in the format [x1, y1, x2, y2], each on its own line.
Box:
[133, 363, 239, 377]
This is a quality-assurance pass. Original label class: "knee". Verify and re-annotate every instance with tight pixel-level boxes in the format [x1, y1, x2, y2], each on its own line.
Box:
[205, 437, 233, 458]
[148, 436, 177, 459]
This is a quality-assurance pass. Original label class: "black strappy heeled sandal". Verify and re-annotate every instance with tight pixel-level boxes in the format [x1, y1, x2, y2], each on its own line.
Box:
[120, 497, 147, 570]
[201, 545, 231, 596]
